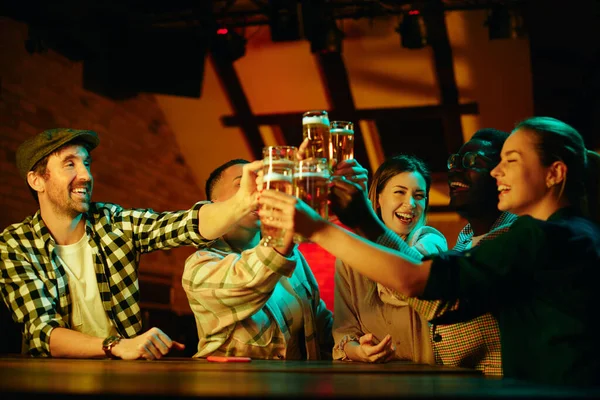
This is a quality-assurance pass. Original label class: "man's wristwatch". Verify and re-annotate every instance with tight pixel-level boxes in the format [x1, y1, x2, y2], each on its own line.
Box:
[102, 336, 121, 359]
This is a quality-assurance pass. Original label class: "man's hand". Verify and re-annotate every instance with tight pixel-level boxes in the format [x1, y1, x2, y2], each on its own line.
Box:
[233, 160, 263, 218]
[111, 327, 185, 360]
[297, 138, 309, 160]
[345, 333, 396, 363]
[258, 189, 326, 241]
[198, 160, 263, 240]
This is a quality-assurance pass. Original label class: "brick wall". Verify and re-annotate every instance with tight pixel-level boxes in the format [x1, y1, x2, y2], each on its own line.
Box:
[0, 18, 202, 314]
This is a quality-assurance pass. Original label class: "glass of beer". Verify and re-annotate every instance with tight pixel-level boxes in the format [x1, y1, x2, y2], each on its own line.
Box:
[261, 145, 296, 247]
[293, 157, 331, 243]
[330, 120, 354, 166]
[302, 110, 331, 161]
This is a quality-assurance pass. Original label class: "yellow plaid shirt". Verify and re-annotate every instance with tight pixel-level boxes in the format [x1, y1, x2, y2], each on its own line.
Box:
[182, 238, 333, 360]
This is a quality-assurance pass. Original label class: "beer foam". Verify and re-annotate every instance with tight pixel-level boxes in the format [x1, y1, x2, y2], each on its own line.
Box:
[264, 159, 294, 166]
[264, 172, 292, 182]
[331, 129, 354, 135]
[294, 172, 330, 179]
[302, 116, 330, 125]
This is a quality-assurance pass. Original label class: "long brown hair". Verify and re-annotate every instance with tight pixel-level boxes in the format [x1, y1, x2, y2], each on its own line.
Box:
[367, 154, 431, 242]
[363, 154, 432, 304]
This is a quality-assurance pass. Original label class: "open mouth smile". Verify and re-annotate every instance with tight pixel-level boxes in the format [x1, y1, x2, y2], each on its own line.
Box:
[395, 211, 414, 224]
[449, 181, 470, 192]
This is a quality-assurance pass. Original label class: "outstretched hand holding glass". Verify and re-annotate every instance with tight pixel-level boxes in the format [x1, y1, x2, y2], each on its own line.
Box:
[258, 189, 327, 245]
[297, 136, 369, 217]
[330, 120, 355, 167]
[260, 146, 296, 247]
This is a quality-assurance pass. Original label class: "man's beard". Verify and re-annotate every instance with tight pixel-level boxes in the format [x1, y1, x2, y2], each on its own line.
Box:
[48, 189, 91, 218]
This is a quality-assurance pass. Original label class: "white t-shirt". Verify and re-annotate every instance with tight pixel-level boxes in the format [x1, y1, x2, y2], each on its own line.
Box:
[55, 233, 117, 338]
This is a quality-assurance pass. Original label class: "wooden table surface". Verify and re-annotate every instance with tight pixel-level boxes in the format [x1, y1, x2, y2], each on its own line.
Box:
[0, 356, 596, 399]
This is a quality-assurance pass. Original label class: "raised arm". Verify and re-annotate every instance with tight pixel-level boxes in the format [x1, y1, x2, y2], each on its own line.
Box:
[326, 180, 464, 319]
[198, 160, 263, 240]
[181, 242, 298, 353]
[257, 188, 431, 297]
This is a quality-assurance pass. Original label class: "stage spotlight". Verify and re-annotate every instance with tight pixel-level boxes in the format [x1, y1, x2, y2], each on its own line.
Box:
[396, 10, 428, 49]
[309, 21, 344, 54]
[211, 27, 247, 62]
[302, 0, 344, 54]
[268, 0, 302, 42]
[486, 6, 526, 40]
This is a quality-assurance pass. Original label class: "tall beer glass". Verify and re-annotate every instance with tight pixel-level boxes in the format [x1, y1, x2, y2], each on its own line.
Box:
[302, 110, 331, 161]
[330, 120, 354, 166]
[261, 146, 296, 247]
[293, 157, 330, 243]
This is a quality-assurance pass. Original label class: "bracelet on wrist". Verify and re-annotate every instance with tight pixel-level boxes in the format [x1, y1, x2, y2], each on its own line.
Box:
[337, 335, 359, 361]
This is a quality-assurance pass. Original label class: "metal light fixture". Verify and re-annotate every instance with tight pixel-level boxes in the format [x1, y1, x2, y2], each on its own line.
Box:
[212, 27, 247, 62]
[396, 10, 428, 49]
[309, 20, 344, 54]
[268, 0, 302, 42]
[485, 6, 526, 40]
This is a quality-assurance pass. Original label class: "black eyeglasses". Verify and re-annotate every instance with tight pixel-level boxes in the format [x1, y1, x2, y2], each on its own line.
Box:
[447, 152, 493, 170]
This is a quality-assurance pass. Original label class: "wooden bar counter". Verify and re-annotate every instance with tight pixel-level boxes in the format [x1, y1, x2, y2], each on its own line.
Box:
[0, 356, 596, 399]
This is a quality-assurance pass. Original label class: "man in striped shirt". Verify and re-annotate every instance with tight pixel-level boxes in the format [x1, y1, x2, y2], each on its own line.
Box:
[182, 159, 334, 360]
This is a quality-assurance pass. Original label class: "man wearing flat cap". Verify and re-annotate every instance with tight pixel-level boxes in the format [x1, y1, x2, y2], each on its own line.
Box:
[0, 128, 263, 360]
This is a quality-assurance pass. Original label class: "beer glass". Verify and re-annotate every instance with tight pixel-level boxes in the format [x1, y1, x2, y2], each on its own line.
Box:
[302, 110, 331, 161]
[261, 146, 296, 247]
[293, 157, 331, 243]
[330, 120, 354, 166]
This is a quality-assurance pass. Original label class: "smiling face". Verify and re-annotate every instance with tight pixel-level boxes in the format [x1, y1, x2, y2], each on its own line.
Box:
[37, 144, 93, 218]
[491, 128, 550, 217]
[448, 138, 500, 218]
[377, 171, 427, 237]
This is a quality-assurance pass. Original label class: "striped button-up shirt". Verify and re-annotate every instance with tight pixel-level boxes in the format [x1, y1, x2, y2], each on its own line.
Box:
[182, 238, 334, 360]
[0, 201, 209, 356]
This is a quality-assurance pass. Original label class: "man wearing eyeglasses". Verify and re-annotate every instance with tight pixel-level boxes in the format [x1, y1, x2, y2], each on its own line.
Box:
[329, 128, 517, 375]
[407, 128, 519, 375]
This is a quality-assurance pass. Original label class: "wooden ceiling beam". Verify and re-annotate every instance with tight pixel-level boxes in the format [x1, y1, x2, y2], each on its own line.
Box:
[314, 52, 370, 172]
[220, 102, 479, 126]
[210, 54, 264, 160]
[422, 0, 465, 154]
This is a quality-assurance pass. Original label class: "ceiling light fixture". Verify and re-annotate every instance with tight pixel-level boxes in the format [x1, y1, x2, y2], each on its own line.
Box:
[396, 10, 428, 49]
